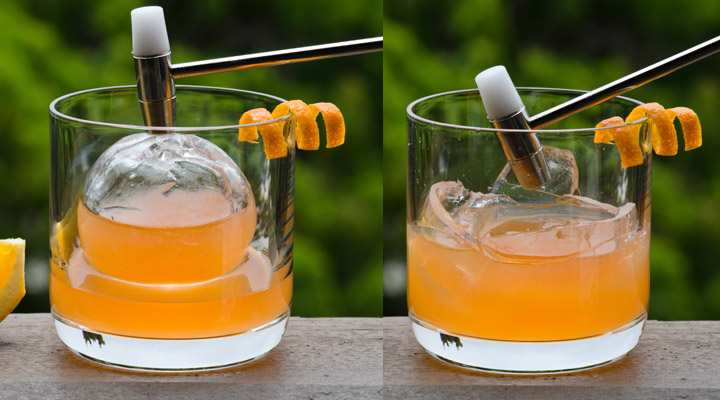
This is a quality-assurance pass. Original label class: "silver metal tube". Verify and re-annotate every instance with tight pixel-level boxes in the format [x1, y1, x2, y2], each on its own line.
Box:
[492, 109, 550, 190]
[134, 53, 176, 128]
[529, 35, 720, 129]
[170, 37, 383, 79]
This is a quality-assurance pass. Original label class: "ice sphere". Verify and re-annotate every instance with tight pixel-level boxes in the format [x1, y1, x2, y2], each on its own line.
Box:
[421, 180, 638, 260]
[79, 133, 258, 284]
[83, 133, 254, 227]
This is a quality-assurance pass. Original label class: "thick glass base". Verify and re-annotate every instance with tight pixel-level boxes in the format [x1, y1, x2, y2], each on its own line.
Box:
[410, 314, 646, 374]
[53, 312, 289, 372]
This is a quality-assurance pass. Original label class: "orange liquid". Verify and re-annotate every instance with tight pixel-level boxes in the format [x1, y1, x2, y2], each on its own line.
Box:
[407, 216, 649, 341]
[51, 191, 292, 339]
[78, 189, 257, 284]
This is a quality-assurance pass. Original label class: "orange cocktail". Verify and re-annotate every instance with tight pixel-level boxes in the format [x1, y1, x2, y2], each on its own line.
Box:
[408, 203, 649, 342]
[51, 189, 292, 339]
[50, 86, 296, 371]
[406, 88, 654, 373]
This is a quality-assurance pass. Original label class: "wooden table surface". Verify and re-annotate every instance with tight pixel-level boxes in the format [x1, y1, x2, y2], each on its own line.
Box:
[3, 314, 719, 399]
[384, 317, 720, 399]
[0, 314, 382, 400]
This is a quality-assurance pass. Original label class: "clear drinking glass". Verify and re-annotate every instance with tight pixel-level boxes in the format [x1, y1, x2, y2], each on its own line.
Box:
[406, 88, 652, 373]
[49, 85, 294, 371]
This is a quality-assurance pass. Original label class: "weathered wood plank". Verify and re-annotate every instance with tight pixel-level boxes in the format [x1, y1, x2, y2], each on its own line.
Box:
[4, 314, 719, 399]
[0, 314, 382, 399]
[384, 317, 720, 399]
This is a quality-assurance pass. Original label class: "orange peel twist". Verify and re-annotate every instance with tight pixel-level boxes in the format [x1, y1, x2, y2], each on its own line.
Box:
[595, 116, 643, 168]
[271, 100, 320, 150]
[626, 102, 677, 156]
[594, 102, 701, 168]
[308, 102, 346, 148]
[238, 100, 346, 159]
[238, 108, 287, 159]
[667, 106, 702, 150]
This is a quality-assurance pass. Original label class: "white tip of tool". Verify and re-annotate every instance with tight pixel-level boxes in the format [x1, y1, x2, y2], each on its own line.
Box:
[475, 66, 524, 120]
[131, 6, 171, 56]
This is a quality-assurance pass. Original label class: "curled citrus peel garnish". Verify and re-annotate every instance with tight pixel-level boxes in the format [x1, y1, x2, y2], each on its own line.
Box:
[594, 102, 701, 167]
[628, 102, 677, 156]
[238, 100, 345, 159]
[595, 116, 644, 168]
[309, 102, 345, 148]
[271, 100, 320, 150]
[238, 108, 287, 159]
[667, 106, 702, 150]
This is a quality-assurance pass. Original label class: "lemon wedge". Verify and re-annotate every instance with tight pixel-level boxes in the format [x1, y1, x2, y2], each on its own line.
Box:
[0, 238, 25, 323]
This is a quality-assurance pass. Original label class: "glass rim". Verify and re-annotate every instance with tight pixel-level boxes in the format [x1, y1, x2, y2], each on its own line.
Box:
[406, 87, 649, 133]
[49, 84, 292, 132]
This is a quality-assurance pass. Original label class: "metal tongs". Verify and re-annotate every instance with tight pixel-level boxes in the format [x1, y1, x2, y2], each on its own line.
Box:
[131, 6, 382, 128]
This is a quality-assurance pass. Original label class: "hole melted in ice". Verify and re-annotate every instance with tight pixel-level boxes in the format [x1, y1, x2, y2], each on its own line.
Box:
[420, 147, 639, 262]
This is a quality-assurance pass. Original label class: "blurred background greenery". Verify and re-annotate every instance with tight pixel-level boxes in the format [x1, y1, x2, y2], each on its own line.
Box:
[1, 0, 382, 317]
[384, 0, 720, 320]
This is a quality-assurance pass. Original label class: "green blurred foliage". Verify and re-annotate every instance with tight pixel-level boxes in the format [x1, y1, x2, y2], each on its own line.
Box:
[384, 0, 720, 320]
[0, 0, 382, 317]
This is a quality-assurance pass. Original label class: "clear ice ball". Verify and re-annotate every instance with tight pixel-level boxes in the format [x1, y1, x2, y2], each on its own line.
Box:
[82, 132, 255, 227]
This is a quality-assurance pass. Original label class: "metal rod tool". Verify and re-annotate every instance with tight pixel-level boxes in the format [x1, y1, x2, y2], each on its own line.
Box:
[477, 35, 720, 190]
[131, 7, 382, 128]
[476, 66, 550, 190]
[529, 35, 720, 129]
[171, 37, 382, 79]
